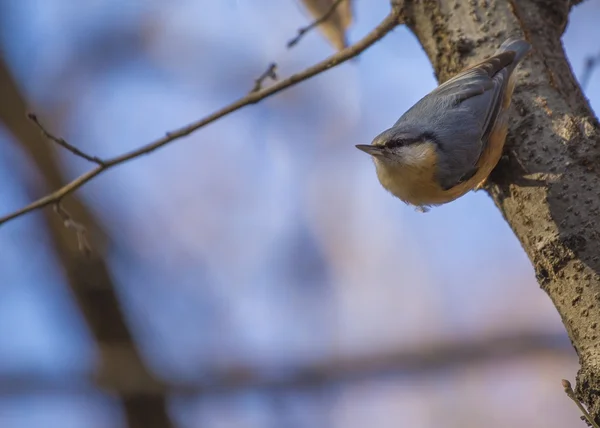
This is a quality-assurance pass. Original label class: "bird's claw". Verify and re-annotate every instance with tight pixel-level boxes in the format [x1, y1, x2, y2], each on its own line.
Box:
[474, 179, 487, 191]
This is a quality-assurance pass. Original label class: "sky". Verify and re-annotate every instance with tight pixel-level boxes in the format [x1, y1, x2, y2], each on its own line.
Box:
[0, 0, 598, 427]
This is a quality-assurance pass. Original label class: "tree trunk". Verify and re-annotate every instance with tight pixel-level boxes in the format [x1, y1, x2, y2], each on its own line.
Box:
[402, 0, 600, 420]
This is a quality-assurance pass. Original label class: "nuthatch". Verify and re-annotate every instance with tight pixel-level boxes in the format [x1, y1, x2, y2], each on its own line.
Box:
[356, 38, 531, 212]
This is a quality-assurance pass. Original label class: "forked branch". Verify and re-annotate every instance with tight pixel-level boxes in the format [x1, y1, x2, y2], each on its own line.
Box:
[0, 4, 404, 226]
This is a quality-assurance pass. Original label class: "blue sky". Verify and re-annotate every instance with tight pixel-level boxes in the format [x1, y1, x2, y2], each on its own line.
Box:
[0, 0, 598, 426]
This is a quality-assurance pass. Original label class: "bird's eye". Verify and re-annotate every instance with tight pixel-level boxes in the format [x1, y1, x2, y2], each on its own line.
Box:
[384, 138, 406, 148]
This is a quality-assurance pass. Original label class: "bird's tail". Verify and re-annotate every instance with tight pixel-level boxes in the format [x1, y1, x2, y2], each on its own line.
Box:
[496, 37, 532, 66]
[495, 38, 531, 109]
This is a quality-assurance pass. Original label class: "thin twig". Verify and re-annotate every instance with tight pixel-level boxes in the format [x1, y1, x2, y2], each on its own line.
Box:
[288, 0, 347, 48]
[27, 113, 105, 165]
[580, 52, 600, 91]
[0, 5, 403, 227]
[562, 379, 600, 428]
[251, 63, 278, 92]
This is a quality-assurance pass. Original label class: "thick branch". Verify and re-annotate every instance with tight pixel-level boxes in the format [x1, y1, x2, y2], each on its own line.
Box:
[402, 0, 600, 421]
[0, 330, 573, 396]
[0, 61, 173, 427]
[0, 5, 403, 226]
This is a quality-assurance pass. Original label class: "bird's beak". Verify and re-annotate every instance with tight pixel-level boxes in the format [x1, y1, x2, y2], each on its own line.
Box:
[355, 144, 384, 156]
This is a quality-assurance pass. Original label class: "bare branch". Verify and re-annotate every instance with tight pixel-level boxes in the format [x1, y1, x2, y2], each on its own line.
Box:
[0, 331, 574, 397]
[562, 379, 600, 428]
[1, 58, 174, 427]
[0, 5, 403, 227]
[288, 0, 347, 49]
[27, 113, 105, 165]
[251, 63, 278, 93]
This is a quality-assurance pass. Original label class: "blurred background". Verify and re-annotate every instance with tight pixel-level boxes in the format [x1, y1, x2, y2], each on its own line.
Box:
[0, 0, 598, 427]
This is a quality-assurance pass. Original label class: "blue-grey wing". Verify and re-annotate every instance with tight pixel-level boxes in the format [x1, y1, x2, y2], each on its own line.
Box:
[436, 51, 516, 145]
[430, 40, 531, 190]
[424, 51, 517, 190]
[392, 39, 530, 191]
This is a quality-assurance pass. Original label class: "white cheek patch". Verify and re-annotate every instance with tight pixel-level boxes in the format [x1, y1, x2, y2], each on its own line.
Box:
[397, 142, 436, 167]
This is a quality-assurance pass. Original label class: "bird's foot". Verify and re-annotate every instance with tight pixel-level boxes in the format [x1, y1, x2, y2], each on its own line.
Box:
[474, 178, 487, 191]
[415, 206, 430, 213]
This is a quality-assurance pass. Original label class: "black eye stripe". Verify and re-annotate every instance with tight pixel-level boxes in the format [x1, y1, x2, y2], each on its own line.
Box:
[384, 131, 439, 148]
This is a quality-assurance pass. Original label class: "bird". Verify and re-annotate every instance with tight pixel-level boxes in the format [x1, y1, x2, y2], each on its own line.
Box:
[355, 37, 531, 212]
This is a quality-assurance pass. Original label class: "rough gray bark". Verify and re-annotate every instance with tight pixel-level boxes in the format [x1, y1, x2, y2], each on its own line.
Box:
[403, 0, 600, 421]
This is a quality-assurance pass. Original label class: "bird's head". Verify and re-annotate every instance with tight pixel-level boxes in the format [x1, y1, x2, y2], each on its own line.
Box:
[355, 127, 439, 171]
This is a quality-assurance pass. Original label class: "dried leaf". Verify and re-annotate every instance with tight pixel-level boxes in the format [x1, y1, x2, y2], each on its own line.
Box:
[298, 0, 353, 51]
